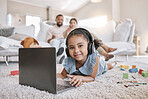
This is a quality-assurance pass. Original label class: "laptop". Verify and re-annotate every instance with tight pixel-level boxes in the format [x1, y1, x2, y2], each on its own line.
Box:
[19, 47, 74, 94]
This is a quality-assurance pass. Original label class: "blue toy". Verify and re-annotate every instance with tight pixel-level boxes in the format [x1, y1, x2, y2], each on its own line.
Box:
[120, 68, 125, 71]
[129, 68, 138, 73]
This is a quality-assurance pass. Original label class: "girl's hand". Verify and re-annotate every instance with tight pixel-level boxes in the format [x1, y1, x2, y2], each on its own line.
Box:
[67, 74, 83, 87]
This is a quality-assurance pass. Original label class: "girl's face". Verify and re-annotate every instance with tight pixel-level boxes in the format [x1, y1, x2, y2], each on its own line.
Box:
[68, 35, 88, 62]
[69, 20, 77, 29]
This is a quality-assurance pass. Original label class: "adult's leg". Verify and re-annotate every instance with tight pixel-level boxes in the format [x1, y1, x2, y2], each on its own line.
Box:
[50, 39, 61, 53]
[97, 47, 114, 61]
[101, 44, 117, 53]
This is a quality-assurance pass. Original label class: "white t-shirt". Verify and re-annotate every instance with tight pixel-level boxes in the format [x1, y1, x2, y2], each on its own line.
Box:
[46, 25, 68, 41]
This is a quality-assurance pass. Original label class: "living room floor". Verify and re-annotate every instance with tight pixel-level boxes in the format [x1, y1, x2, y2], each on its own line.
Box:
[0, 55, 148, 99]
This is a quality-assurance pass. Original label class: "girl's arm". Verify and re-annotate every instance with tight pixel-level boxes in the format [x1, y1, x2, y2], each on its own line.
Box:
[57, 68, 68, 79]
[67, 57, 99, 87]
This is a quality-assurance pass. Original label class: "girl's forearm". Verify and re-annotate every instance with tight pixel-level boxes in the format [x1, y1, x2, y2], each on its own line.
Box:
[57, 73, 66, 79]
[81, 76, 95, 82]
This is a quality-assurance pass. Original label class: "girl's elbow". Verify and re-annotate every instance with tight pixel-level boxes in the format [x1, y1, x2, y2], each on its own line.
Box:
[92, 77, 95, 81]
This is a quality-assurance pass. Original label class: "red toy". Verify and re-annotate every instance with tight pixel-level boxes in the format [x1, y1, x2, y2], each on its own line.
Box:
[11, 70, 19, 76]
[139, 69, 144, 75]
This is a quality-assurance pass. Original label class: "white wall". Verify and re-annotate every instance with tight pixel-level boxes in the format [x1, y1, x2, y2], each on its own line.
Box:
[7, 1, 47, 21]
[112, 0, 120, 22]
[0, 0, 7, 25]
[73, 0, 112, 21]
[51, 8, 72, 21]
[7, 1, 72, 24]
[120, 0, 148, 54]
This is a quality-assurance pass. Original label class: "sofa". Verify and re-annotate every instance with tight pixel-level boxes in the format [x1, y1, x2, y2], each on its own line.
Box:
[0, 18, 136, 65]
[37, 19, 136, 61]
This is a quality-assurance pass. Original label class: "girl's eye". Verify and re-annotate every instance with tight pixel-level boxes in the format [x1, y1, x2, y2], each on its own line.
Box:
[69, 46, 74, 50]
[78, 45, 83, 48]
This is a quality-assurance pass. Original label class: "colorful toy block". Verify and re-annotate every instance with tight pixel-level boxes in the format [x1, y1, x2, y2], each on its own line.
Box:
[132, 65, 136, 68]
[139, 69, 144, 75]
[120, 68, 125, 71]
[11, 70, 19, 76]
[120, 65, 129, 69]
[132, 81, 138, 83]
[129, 68, 138, 73]
[142, 71, 148, 77]
[123, 73, 128, 79]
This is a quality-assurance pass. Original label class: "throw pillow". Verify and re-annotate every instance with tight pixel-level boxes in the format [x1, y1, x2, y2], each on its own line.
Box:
[0, 27, 15, 37]
[37, 22, 52, 42]
[113, 19, 132, 42]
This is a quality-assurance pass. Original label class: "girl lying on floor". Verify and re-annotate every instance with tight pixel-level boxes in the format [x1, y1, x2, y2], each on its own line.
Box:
[57, 28, 116, 87]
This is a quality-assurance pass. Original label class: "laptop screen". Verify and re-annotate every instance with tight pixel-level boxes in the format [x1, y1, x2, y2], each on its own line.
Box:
[19, 47, 57, 93]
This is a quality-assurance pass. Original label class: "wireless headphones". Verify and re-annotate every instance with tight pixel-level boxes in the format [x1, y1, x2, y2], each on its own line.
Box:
[66, 28, 95, 57]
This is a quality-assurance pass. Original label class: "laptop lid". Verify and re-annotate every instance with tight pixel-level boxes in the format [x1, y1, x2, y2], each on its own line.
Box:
[19, 47, 57, 94]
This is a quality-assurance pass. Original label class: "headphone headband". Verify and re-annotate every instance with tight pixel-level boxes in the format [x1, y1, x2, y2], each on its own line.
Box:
[66, 28, 94, 46]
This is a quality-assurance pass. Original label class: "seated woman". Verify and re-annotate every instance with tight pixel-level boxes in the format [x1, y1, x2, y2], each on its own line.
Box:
[65, 18, 117, 61]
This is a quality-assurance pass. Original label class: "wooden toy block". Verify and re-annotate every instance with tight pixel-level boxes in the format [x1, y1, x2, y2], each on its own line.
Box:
[123, 73, 128, 79]
[120, 68, 125, 71]
[132, 65, 136, 68]
[139, 69, 144, 75]
[120, 65, 124, 68]
[132, 81, 138, 83]
[129, 68, 138, 73]
[11, 70, 19, 76]
[142, 71, 148, 77]
[120, 65, 129, 69]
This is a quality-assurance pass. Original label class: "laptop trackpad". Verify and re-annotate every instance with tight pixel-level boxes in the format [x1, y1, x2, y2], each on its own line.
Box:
[57, 79, 71, 86]
[57, 79, 74, 92]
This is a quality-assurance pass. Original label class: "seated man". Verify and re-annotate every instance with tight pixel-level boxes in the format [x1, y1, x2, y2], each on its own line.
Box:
[46, 14, 67, 64]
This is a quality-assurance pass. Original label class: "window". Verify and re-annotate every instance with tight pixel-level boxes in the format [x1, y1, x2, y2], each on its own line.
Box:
[7, 14, 12, 26]
[26, 15, 41, 37]
[79, 16, 107, 28]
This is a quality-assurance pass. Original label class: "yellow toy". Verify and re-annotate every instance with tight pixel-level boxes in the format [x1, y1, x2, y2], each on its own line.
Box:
[120, 65, 129, 69]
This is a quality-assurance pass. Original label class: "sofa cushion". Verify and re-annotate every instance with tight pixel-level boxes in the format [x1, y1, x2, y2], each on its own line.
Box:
[37, 22, 52, 42]
[113, 19, 132, 42]
[14, 25, 35, 37]
[8, 33, 29, 41]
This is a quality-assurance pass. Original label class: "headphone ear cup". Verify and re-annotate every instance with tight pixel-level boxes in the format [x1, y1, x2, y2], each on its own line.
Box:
[88, 43, 95, 55]
[66, 48, 70, 57]
[88, 43, 92, 55]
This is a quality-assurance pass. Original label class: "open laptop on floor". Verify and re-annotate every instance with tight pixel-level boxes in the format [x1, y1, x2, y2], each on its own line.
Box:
[19, 47, 74, 94]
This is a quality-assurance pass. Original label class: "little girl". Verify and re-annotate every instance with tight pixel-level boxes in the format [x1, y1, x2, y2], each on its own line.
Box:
[57, 28, 116, 87]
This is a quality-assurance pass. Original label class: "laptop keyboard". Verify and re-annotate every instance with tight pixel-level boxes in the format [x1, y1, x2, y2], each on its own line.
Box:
[57, 84, 72, 91]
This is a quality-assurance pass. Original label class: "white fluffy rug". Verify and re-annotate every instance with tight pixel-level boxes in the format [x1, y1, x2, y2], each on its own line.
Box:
[0, 58, 148, 99]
